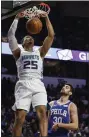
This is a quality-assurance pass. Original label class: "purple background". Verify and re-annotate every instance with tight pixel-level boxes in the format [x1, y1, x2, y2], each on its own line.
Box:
[2, 42, 89, 63]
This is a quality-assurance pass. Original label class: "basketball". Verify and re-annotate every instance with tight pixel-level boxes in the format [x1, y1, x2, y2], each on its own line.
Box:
[26, 18, 43, 34]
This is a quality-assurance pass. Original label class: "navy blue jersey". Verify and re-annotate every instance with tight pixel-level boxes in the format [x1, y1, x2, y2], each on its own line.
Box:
[48, 100, 72, 137]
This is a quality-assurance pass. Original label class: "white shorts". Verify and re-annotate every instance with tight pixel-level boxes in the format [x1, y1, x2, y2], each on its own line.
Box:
[12, 79, 47, 112]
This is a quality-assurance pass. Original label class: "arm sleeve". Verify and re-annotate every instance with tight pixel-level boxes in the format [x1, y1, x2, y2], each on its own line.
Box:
[8, 18, 19, 51]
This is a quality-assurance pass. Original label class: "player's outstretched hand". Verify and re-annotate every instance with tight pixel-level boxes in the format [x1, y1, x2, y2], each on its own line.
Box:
[15, 12, 25, 19]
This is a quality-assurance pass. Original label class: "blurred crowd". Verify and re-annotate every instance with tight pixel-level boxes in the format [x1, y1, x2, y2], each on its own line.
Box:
[1, 77, 89, 137]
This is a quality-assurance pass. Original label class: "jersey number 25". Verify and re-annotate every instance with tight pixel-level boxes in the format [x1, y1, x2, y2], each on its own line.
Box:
[23, 61, 38, 69]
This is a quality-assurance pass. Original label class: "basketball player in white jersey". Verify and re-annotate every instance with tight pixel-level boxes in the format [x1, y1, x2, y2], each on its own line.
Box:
[8, 11, 54, 137]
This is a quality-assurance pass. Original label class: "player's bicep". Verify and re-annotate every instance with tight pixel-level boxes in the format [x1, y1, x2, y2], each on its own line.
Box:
[70, 103, 78, 127]
[39, 36, 54, 58]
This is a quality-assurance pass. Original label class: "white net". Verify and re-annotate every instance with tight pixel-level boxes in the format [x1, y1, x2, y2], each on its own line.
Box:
[21, 3, 50, 20]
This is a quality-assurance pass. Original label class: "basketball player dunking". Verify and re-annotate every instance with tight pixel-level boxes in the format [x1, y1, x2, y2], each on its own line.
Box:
[8, 12, 54, 137]
[48, 84, 78, 137]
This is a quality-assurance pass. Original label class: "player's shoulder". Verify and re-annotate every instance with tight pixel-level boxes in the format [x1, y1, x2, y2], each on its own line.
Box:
[70, 101, 77, 106]
[49, 100, 55, 107]
[69, 101, 77, 110]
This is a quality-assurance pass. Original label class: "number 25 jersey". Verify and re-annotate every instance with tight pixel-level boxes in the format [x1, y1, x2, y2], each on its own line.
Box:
[16, 49, 43, 79]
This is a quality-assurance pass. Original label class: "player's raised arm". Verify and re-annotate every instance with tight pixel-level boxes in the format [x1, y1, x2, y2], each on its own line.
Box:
[7, 13, 23, 60]
[39, 13, 55, 58]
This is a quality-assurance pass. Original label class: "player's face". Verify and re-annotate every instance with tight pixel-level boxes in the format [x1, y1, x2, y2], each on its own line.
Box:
[23, 36, 34, 47]
[60, 84, 72, 96]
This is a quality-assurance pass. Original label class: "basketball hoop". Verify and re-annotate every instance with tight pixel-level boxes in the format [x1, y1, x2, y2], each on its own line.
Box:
[20, 3, 50, 20]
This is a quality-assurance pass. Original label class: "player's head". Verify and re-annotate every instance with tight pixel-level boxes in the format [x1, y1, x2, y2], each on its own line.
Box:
[22, 35, 34, 49]
[60, 84, 74, 96]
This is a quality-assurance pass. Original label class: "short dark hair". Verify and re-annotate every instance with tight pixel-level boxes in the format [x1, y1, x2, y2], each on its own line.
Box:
[64, 84, 74, 93]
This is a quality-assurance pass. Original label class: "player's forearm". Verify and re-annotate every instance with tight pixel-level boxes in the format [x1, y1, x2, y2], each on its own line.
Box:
[8, 17, 19, 51]
[8, 17, 19, 36]
[45, 16, 55, 37]
[58, 123, 78, 131]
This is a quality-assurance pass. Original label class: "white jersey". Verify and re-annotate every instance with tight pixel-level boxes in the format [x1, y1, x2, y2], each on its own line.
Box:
[16, 49, 43, 79]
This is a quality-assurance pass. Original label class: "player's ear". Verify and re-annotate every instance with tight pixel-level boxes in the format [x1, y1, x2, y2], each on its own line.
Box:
[69, 91, 72, 96]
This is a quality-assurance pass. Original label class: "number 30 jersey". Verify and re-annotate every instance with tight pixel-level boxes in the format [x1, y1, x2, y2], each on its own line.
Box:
[48, 100, 72, 136]
[16, 49, 43, 79]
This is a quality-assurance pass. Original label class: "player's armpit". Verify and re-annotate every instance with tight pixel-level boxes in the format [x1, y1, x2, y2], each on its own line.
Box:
[39, 36, 54, 58]
[12, 48, 21, 60]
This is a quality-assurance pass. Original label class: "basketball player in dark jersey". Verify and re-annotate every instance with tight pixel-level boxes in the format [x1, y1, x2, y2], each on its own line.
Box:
[48, 84, 78, 137]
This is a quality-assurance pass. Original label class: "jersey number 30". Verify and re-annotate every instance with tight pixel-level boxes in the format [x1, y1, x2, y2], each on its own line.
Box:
[53, 117, 62, 123]
[23, 61, 38, 69]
